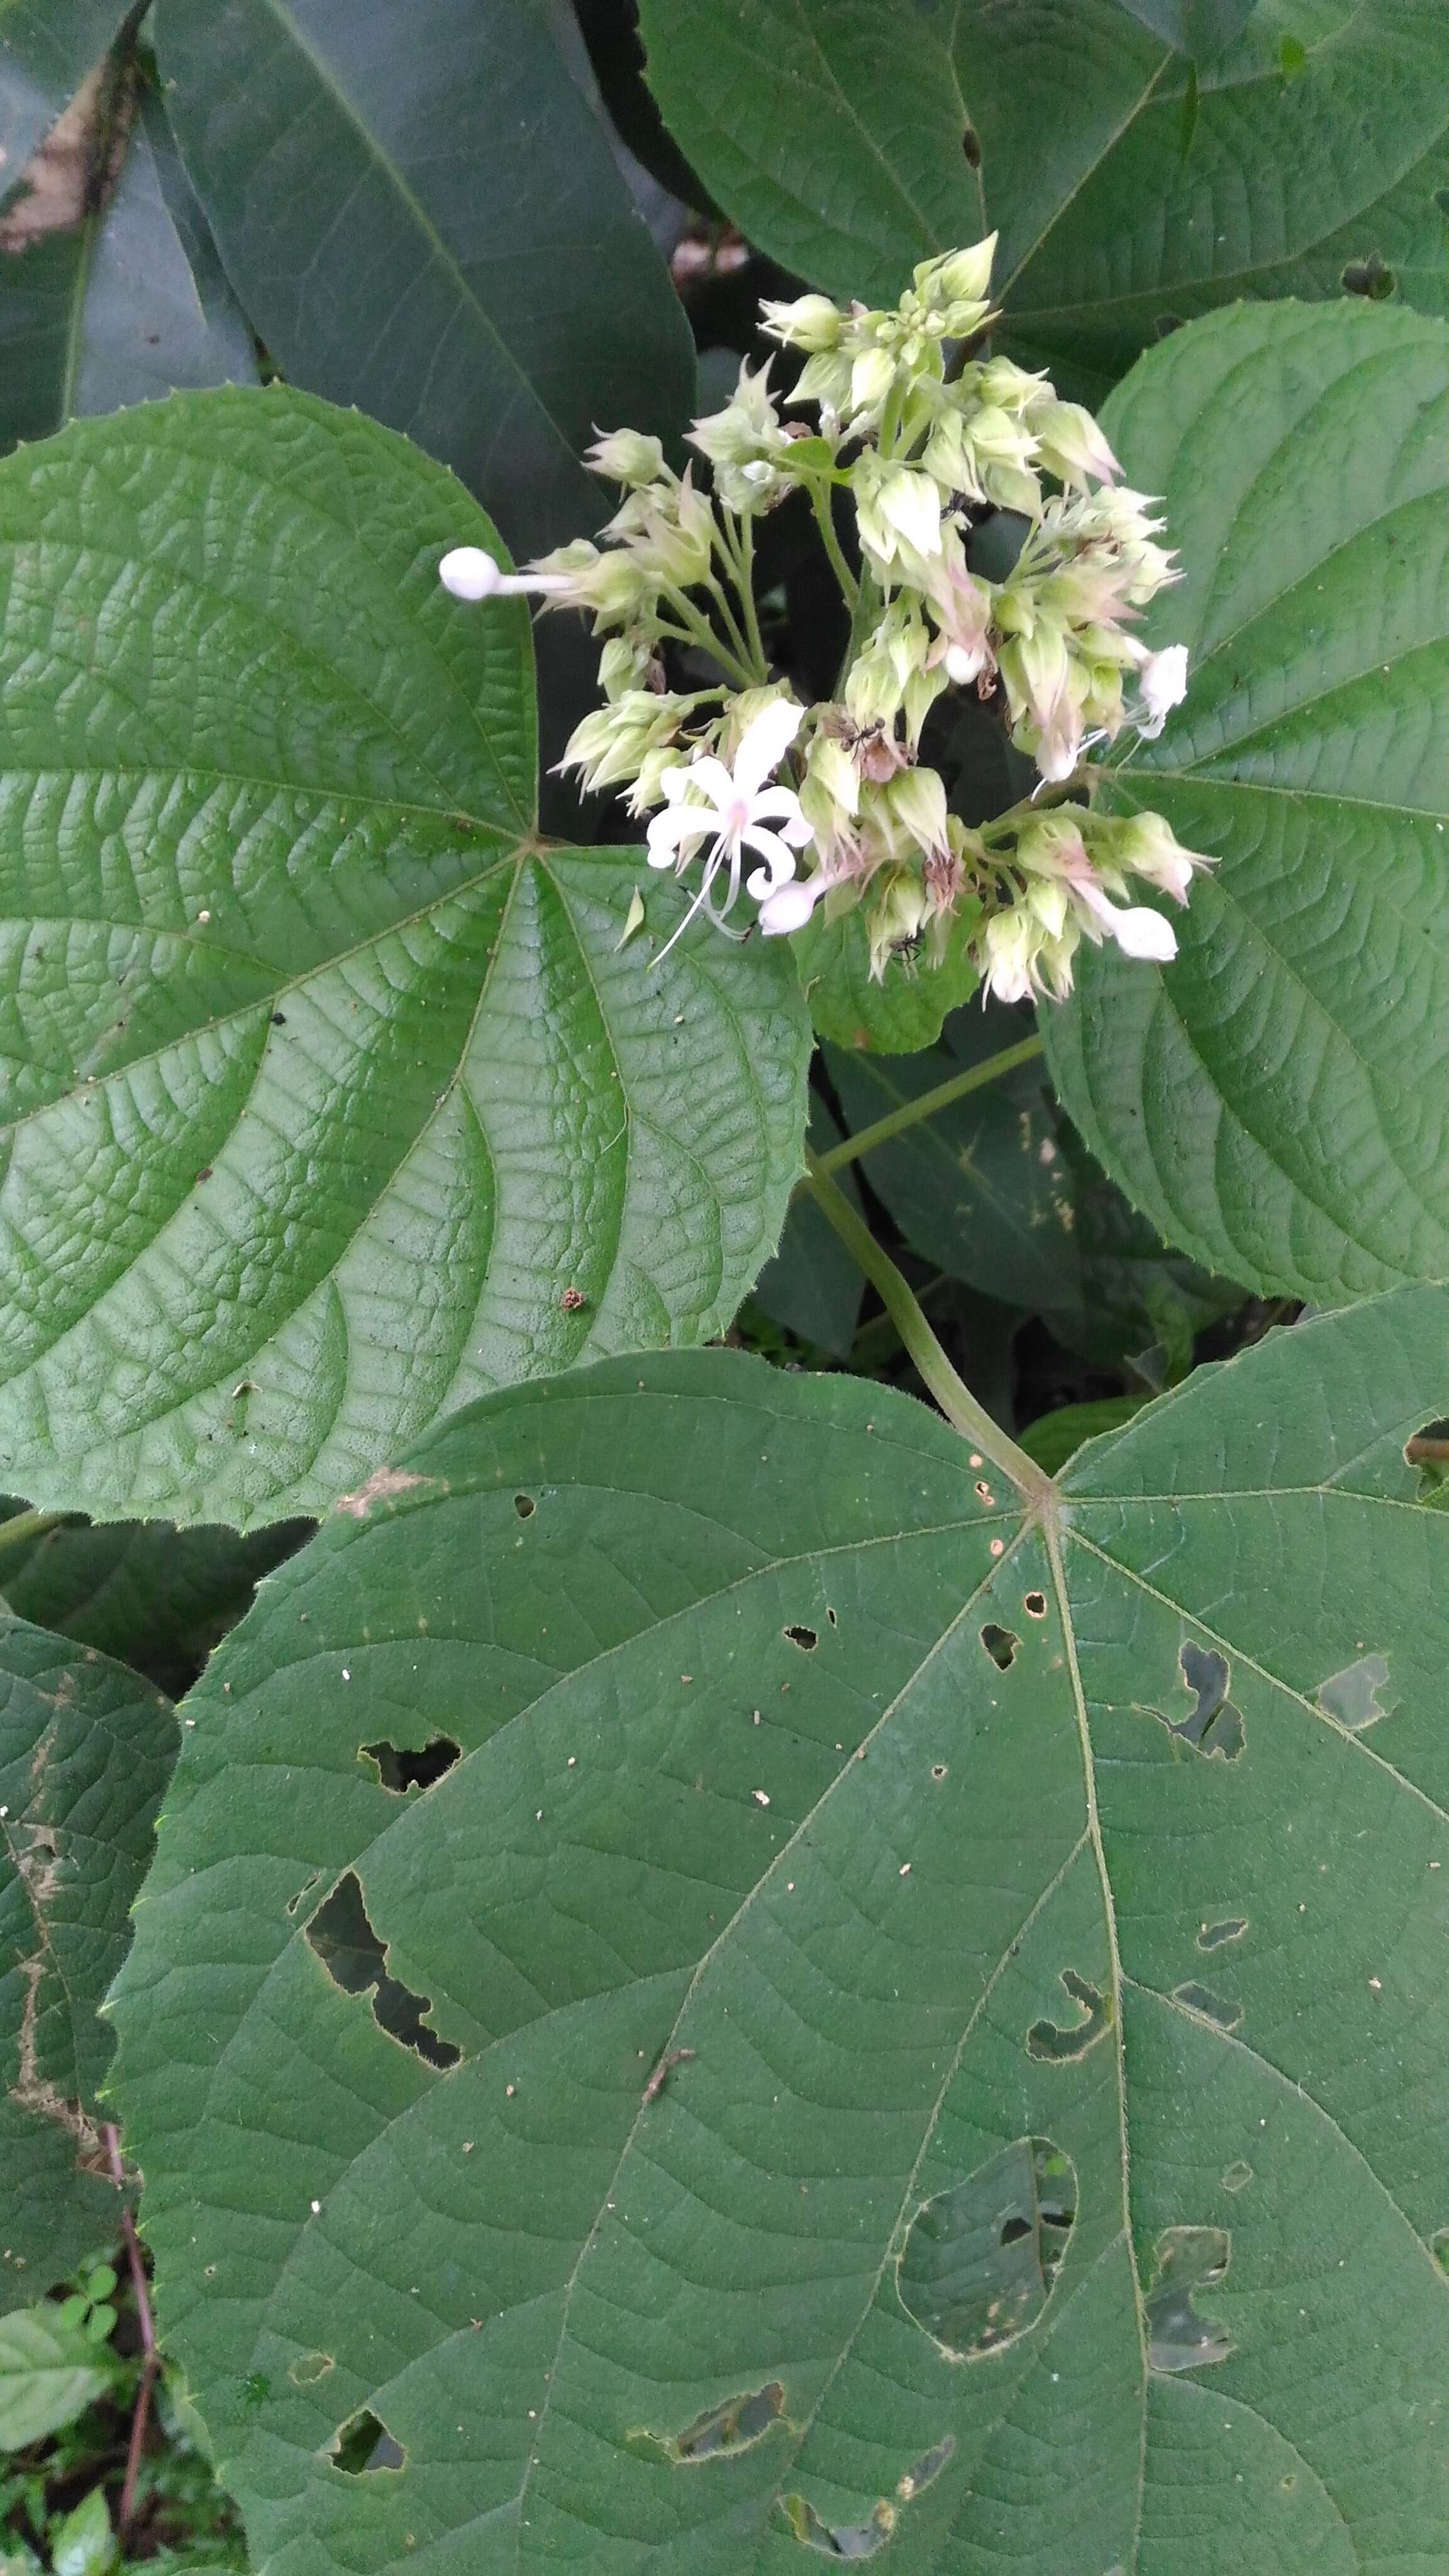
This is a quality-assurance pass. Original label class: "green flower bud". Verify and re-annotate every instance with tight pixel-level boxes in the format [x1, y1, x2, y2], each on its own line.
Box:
[760, 292, 844, 352]
[586, 428, 669, 487]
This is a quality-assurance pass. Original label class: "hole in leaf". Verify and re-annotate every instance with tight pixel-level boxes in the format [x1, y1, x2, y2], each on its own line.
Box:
[896, 2434, 954, 2499]
[289, 2350, 334, 2386]
[1196, 1917, 1247, 1952]
[1154, 311, 1184, 339]
[1317, 1652, 1395, 1731]
[655, 2379, 786, 2463]
[329, 2408, 406, 2474]
[1024, 1591, 1047, 1618]
[358, 1733, 461, 1794]
[1172, 1980, 1240, 2033]
[1144, 2227, 1233, 2373]
[1221, 2161, 1253, 2194]
[1026, 1967, 1112, 2062]
[961, 123, 981, 168]
[783, 2494, 896, 2557]
[1435, 186, 1449, 214]
[784, 1624, 819, 1652]
[1146, 1642, 1245, 1762]
[1431, 2227, 1449, 2273]
[980, 1624, 1019, 1671]
[306, 1872, 461, 2070]
[826, 1606, 838, 1626]
[896, 2136, 1075, 2362]
[513, 1493, 536, 1519]
[1341, 253, 1396, 299]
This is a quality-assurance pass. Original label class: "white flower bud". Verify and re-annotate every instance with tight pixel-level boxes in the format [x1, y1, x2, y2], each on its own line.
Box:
[1137, 644, 1190, 735]
[586, 428, 668, 487]
[760, 292, 844, 352]
[439, 545, 502, 600]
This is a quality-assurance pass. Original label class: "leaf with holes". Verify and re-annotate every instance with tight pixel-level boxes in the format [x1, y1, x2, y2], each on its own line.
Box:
[0, 1616, 174, 2314]
[637, 0, 1449, 391]
[112, 1286, 1449, 2569]
[0, 385, 809, 1527]
[1043, 297, 1449, 1304]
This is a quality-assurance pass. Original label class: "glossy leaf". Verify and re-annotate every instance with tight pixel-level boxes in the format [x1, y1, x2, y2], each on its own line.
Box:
[114, 1288, 1449, 2568]
[153, 0, 696, 553]
[0, 1507, 306, 1697]
[0, 1616, 174, 2314]
[637, 0, 1449, 386]
[828, 1007, 1238, 1368]
[0, 87, 259, 454]
[0, 386, 809, 1526]
[0, 2304, 118, 2448]
[1045, 299, 1449, 1302]
[0, 0, 134, 187]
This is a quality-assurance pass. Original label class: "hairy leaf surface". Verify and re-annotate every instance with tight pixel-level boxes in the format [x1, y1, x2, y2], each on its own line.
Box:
[153, 0, 696, 553]
[1, 1617, 174, 2313]
[0, 387, 809, 1526]
[113, 1292, 1449, 2568]
[638, 0, 1449, 384]
[1045, 299, 1449, 1301]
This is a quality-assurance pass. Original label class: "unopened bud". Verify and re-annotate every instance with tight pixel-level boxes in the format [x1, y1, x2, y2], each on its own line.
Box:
[761, 292, 843, 352]
[586, 428, 668, 487]
[913, 234, 997, 310]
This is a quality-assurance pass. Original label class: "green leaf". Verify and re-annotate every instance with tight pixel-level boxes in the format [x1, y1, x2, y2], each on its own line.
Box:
[49, 2485, 117, 2576]
[794, 906, 980, 1054]
[0, 2306, 118, 2450]
[637, 0, 1449, 385]
[828, 1006, 1239, 1367]
[0, 386, 809, 1526]
[750, 1099, 863, 1359]
[0, 1, 133, 186]
[113, 1288, 1449, 2567]
[153, 0, 696, 552]
[1114, 0, 1257, 58]
[0, 1616, 174, 2312]
[1044, 298, 1449, 1303]
[0, 86, 259, 454]
[0, 1508, 306, 1697]
[1016, 1393, 1149, 1476]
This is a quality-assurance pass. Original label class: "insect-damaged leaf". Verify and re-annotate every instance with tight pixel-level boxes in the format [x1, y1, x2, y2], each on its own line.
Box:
[0, 1616, 174, 2312]
[112, 1285, 1449, 2567]
[1045, 300, 1449, 1302]
[0, 386, 809, 1526]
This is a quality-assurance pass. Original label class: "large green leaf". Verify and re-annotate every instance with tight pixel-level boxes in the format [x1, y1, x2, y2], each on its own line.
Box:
[1044, 297, 1449, 1303]
[153, 0, 696, 553]
[828, 1008, 1241, 1369]
[0, 87, 259, 453]
[637, 0, 1449, 387]
[0, 386, 809, 1527]
[0, 1506, 306, 1697]
[1, 1615, 174, 2313]
[113, 1289, 1449, 2568]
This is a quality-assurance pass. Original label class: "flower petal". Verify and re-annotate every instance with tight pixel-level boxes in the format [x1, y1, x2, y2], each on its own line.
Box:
[646, 807, 709, 867]
[734, 697, 803, 797]
[740, 826, 801, 891]
[758, 879, 823, 935]
[1108, 904, 1177, 962]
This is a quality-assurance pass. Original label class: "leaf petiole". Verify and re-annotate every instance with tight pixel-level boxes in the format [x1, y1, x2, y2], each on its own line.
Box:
[0, 1507, 64, 1558]
[814, 1033, 1045, 1174]
[803, 1149, 1052, 1497]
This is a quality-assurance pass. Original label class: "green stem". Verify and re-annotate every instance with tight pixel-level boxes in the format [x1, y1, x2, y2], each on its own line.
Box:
[0, 1507, 64, 1558]
[654, 606, 757, 692]
[731, 514, 772, 681]
[815, 1033, 1045, 1174]
[803, 1151, 1051, 1496]
[700, 570, 758, 679]
[806, 479, 859, 613]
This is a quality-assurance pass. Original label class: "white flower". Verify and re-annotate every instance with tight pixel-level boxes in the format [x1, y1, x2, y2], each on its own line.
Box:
[438, 546, 574, 602]
[645, 699, 812, 955]
[1136, 644, 1190, 736]
[1075, 879, 1179, 961]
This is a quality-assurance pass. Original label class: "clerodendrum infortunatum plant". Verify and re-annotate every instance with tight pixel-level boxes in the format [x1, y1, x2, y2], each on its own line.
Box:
[441, 238, 1209, 1002]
